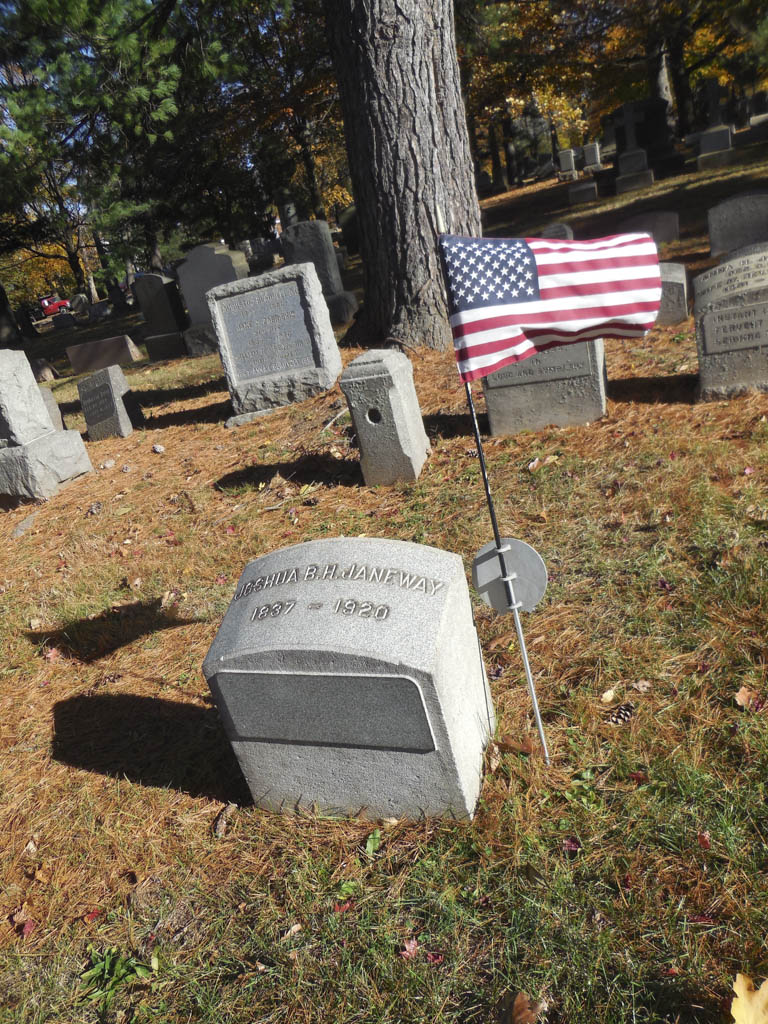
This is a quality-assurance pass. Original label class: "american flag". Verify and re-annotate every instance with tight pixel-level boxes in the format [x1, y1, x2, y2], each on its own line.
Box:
[438, 233, 661, 382]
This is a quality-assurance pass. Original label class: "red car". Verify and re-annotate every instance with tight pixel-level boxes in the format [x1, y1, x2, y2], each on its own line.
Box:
[39, 294, 70, 316]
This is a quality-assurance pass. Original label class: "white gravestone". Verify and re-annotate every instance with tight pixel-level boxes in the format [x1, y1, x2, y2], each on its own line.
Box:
[0, 350, 92, 500]
[693, 248, 768, 399]
[658, 263, 689, 325]
[340, 349, 430, 486]
[203, 537, 494, 819]
[208, 263, 342, 425]
[482, 340, 607, 435]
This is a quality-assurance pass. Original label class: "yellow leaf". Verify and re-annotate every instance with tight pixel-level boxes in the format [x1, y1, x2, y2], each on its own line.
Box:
[732, 974, 768, 1024]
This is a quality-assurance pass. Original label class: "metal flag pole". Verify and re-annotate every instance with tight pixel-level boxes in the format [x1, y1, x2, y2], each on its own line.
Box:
[463, 380, 550, 766]
[435, 203, 549, 764]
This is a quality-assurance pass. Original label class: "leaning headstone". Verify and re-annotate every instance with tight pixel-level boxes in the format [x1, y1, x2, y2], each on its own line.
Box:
[568, 181, 597, 205]
[708, 193, 768, 257]
[618, 210, 679, 245]
[38, 387, 64, 430]
[176, 243, 249, 338]
[144, 332, 186, 362]
[540, 221, 574, 240]
[77, 366, 145, 440]
[132, 274, 188, 336]
[208, 263, 342, 425]
[202, 536, 494, 819]
[483, 340, 607, 435]
[693, 248, 768, 398]
[66, 335, 143, 375]
[658, 263, 688, 325]
[0, 350, 92, 500]
[340, 350, 430, 486]
[280, 220, 358, 325]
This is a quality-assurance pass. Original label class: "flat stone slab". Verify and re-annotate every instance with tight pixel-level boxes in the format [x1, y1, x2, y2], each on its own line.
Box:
[697, 150, 736, 172]
[483, 340, 607, 435]
[202, 537, 494, 819]
[615, 170, 655, 195]
[708, 193, 768, 257]
[0, 429, 93, 500]
[340, 349, 430, 485]
[0, 350, 56, 446]
[66, 335, 142, 375]
[208, 263, 342, 416]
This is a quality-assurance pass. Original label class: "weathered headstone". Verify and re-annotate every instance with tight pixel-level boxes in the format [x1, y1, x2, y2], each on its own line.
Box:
[614, 103, 655, 193]
[693, 248, 768, 398]
[144, 332, 186, 362]
[202, 536, 494, 819]
[618, 210, 679, 245]
[697, 85, 734, 171]
[568, 181, 597, 205]
[558, 149, 577, 180]
[0, 350, 92, 500]
[38, 386, 64, 430]
[482, 340, 607, 435]
[658, 263, 688, 325]
[132, 274, 188, 336]
[66, 335, 143, 375]
[176, 243, 249, 333]
[208, 263, 342, 425]
[249, 238, 276, 273]
[583, 141, 602, 170]
[340, 350, 430, 486]
[280, 220, 358, 325]
[540, 222, 574, 240]
[708, 193, 768, 257]
[77, 365, 145, 440]
[88, 299, 111, 323]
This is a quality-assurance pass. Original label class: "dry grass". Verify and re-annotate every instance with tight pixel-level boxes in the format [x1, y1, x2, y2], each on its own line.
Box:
[1, 154, 768, 1023]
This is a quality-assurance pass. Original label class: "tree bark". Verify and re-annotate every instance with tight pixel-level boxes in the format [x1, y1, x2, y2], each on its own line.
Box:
[323, 0, 481, 350]
[64, 242, 86, 293]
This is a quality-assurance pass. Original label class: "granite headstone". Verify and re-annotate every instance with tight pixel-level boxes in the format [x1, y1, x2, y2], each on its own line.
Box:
[66, 335, 142, 375]
[77, 365, 145, 440]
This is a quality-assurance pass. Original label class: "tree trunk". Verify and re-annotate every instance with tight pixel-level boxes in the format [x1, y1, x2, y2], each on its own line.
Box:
[488, 122, 508, 192]
[86, 270, 100, 303]
[294, 120, 327, 220]
[667, 37, 693, 136]
[146, 224, 163, 271]
[64, 243, 86, 293]
[323, 0, 481, 350]
[93, 231, 110, 270]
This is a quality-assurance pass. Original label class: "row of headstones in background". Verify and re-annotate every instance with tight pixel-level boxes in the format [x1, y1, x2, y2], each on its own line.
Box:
[78, 366, 145, 440]
[203, 535, 494, 819]
[0, 350, 92, 500]
[280, 220, 358, 325]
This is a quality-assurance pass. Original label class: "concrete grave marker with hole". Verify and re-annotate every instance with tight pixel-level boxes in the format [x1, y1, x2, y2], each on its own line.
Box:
[202, 537, 495, 819]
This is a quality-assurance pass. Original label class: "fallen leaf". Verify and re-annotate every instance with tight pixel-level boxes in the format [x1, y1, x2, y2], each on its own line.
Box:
[29, 618, 41, 630]
[735, 686, 762, 712]
[399, 937, 419, 959]
[487, 743, 501, 774]
[23, 839, 38, 858]
[426, 951, 444, 965]
[20, 919, 36, 939]
[214, 574, 228, 585]
[698, 831, 712, 850]
[732, 973, 768, 1024]
[43, 647, 60, 663]
[281, 923, 302, 941]
[632, 680, 652, 693]
[629, 770, 648, 784]
[562, 836, 581, 854]
[225, 525, 236, 535]
[333, 900, 355, 914]
[744, 467, 755, 476]
[501, 991, 542, 1024]
[527, 457, 541, 473]
[212, 803, 237, 838]
[600, 688, 616, 703]
[83, 908, 102, 923]
[496, 736, 534, 756]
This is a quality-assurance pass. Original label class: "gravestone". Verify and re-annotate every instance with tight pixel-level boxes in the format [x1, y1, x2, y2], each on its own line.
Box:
[614, 103, 655, 193]
[132, 274, 188, 336]
[697, 81, 734, 170]
[249, 238, 276, 273]
[208, 263, 342, 425]
[708, 194, 768, 257]
[77, 365, 145, 440]
[658, 263, 688, 325]
[540, 222, 574, 240]
[583, 141, 602, 170]
[0, 350, 92, 500]
[568, 181, 597, 205]
[618, 210, 679, 245]
[340, 350, 430, 486]
[280, 220, 358, 325]
[66, 335, 143, 375]
[176, 243, 249, 334]
[144, 332, 186, 362]
[52, 312, 76, 331]
[88, 299, 111, 323]
[202, 536, 494, 819]
[693, 248, 768, 398]
[482, 340, 607, 435]
[183, 323, 220, 358]
[558, 149, 577, 180]
[38, 386, 64, 430]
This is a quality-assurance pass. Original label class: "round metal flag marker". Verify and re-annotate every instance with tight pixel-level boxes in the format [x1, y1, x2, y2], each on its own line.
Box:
[472, 538, 548, 614]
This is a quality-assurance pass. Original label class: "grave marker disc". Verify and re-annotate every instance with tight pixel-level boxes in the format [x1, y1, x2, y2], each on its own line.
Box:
[472, 537, 547, 613]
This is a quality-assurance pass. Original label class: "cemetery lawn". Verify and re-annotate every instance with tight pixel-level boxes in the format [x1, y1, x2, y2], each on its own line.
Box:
[2, 168, 768, 1023]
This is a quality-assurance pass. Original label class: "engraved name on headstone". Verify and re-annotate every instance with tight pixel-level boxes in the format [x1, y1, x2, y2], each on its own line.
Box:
[78, 365, 144, 440]
[701, 302, 768, 356]
[202, 537, 494, 819]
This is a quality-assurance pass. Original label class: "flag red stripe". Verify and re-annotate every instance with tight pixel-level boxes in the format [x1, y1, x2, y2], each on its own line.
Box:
[452, 320, 655, 366]
[452, 300, 661, 338]
[533, 254, 658, 276]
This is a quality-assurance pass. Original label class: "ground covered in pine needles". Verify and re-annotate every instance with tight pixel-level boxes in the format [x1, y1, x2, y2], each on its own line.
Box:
[2, 159, 768, 1024]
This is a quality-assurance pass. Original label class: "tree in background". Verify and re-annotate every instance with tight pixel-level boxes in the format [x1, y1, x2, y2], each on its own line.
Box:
[323, 0, 480, 351]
